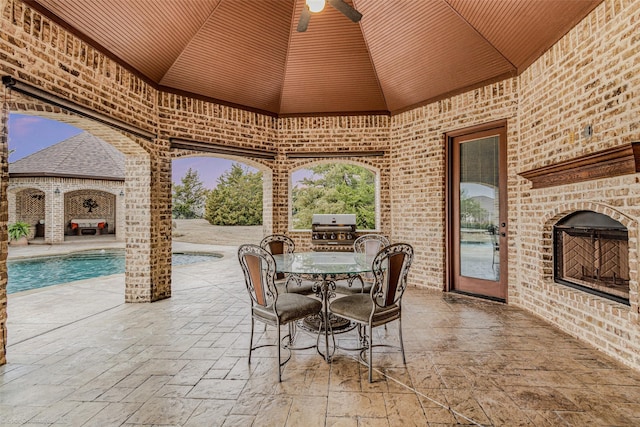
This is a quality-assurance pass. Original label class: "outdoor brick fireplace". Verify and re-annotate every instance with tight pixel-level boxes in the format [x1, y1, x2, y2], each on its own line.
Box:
[554, 210, 629, 305]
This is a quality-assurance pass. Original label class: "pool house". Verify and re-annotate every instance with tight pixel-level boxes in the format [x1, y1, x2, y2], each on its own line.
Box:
[8, 132, 126, 243]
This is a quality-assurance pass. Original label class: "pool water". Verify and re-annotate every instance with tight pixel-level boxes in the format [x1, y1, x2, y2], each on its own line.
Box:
[7, 249, 221, 294]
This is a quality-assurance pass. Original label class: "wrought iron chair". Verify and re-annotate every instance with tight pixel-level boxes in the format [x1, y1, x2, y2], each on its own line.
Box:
[335, 234, 391, 294]
[329, 242, 414, 382]
[260, 234, 314, 295]
[238, 244, 323, 382]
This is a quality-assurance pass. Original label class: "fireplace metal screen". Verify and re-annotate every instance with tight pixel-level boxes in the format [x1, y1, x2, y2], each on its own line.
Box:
[554, 211, 629, 305]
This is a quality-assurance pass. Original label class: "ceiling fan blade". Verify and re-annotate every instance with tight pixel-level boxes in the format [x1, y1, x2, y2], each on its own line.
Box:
[297, 5, 311, 32]
[328, 0, 362, 23]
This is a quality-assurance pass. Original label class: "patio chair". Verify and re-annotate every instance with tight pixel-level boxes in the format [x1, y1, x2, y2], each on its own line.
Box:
[238, 244, 323, 382]
[329, 242, 414, 382]
[260, 234, 314, 295]
[335, 234, 390, 295]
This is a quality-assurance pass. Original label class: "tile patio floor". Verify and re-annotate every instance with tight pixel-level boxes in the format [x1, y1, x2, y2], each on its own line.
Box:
[2, 242, 640, 426]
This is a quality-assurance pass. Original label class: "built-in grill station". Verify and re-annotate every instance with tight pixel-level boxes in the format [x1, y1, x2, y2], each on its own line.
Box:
[554, 210, 629, 305]
[311, 214, 357, 251]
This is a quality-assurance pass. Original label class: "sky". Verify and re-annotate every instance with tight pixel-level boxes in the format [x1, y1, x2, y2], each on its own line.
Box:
[7, 113, 252, 189]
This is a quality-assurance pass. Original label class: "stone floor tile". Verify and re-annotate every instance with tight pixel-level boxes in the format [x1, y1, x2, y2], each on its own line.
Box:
[168, 360, 215, 386]
[285, 395, 327, 427]
[220, 414, 256, 426]
[440, 389, 492, 426]
[357, 417, 390, 426]
[187, 379, 246, 400]
[56, 401, 109, 425]
[182, 399, 234, 427]
[80, 402, 143, 427]
[120, 375, 173, 403]
[383, 392, 428, 426]
[505, 386, 580, 412]
[93, 386, 136, 402]
[0, 404, 50, 425]
[326, 416, 358, 426]
[124, 397, 201, 425]
[0, 382, 76, 406]
[474, 389, 535, 426]
[327, 391, 387, 418]
[255, 394, 292, 426]
[154, 384, 193, 398]
[26, 400, 79, 424]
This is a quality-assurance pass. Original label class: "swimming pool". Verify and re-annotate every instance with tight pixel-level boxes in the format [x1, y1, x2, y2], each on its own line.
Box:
[7, 249, 221, 294]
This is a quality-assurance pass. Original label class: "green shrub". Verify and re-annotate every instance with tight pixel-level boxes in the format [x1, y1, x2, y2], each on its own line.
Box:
[8, 221, 30, 241]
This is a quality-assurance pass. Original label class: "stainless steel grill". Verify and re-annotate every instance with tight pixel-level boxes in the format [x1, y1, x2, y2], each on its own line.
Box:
[311, 214, 357, 251]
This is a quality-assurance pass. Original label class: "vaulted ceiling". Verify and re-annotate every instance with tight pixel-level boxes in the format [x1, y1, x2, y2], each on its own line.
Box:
[28, 0, 602, 116]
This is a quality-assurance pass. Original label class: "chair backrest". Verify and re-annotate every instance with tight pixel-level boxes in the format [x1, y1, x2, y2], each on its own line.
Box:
[260, 234, 295, 255]
[370, 243, 414, 308]
[238, 244, 278, 308]
[354, 234, 390, 257]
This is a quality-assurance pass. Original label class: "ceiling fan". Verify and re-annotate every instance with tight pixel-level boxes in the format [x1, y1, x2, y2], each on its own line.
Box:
[297, 0, 362, 32]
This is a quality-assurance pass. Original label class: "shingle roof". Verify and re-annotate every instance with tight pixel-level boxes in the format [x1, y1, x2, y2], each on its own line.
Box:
[9, 132, 125, 181]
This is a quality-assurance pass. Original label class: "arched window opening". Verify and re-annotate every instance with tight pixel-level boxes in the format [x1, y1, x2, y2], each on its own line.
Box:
[172, 157, 263, 226]
[291, 163, 377, 231]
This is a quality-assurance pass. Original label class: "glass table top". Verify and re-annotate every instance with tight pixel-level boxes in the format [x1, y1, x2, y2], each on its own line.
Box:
[272, 252, 373, 276]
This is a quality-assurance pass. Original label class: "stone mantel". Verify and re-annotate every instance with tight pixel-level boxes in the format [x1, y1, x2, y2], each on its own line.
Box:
[519, 142, 640, 189]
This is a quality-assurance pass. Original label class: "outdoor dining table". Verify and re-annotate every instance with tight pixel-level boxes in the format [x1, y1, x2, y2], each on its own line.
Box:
[272, 251, 373, 362]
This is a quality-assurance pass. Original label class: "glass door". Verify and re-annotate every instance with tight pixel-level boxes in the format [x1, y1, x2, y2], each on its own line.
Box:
[449, 125, 507, 301]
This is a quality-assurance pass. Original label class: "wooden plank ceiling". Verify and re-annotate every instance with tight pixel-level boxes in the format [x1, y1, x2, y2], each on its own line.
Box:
[29, 0, 602, 116]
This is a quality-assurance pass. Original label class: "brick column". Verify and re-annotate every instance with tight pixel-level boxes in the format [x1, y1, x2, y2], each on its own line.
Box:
[0, 96, 8, 365]
[47, 185, 65, 244]
[124, 152, 172, 302]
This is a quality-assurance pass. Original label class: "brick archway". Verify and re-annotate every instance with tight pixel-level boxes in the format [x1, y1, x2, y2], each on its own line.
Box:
[170, 152, 274, 237]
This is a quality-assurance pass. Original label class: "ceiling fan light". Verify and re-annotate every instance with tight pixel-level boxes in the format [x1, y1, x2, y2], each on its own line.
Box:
[306, 0, 326, 13]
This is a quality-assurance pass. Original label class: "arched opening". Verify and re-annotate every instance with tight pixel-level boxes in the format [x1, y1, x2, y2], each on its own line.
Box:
[7, 114, 130, 243]
[289, 160, 380, 231]
[10, 188, 44, 239]
[171, 153, 273, 243]
[64, 189, 116, 237]
[3, 105, 161, 303]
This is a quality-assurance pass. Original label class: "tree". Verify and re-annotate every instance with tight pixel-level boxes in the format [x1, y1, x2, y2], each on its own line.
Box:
[204, 163, 263, 225]
[172, 168, 208, 219]
[292, 164, 375, 229]
[460, 189, 489, 228]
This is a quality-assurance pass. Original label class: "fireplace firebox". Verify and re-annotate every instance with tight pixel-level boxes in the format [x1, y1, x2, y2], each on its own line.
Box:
[554, 211, 629, 305]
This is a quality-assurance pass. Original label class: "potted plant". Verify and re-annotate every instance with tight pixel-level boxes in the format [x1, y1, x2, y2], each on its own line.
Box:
[8, 221, 31, 245]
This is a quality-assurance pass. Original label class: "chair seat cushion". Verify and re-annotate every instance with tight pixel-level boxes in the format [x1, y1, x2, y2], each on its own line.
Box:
[276, 281, 316, 295]
[334, 282, 373, 295]
[329, 294, 399, 325]
[254, 293, 322, 324]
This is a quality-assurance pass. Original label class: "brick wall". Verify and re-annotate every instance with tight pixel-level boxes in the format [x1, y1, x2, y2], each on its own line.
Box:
[276, 116, 391, 251]
[390, 80, 519, 289]
[513, 0, 640, 368]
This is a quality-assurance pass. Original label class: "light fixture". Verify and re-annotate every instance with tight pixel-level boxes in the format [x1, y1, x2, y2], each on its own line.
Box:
[54, 187, 60, 195]
[306, 0, 325, 13]
[119, 190, 124, 196]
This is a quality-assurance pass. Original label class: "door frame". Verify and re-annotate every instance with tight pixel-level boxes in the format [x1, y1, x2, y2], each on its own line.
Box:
[445, 119, 508, 301]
